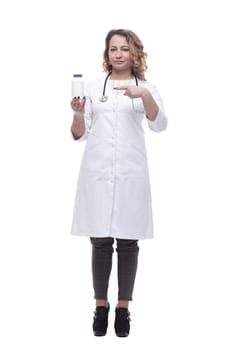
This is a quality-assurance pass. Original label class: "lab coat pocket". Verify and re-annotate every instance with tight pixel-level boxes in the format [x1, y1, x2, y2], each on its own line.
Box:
[81, 134, 112, 179]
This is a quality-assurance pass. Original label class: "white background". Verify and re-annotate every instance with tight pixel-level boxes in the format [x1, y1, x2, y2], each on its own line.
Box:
[0, 0, 232, 349]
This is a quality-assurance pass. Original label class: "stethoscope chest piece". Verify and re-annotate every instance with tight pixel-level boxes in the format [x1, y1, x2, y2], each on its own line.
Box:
[99, 96, 108, 103]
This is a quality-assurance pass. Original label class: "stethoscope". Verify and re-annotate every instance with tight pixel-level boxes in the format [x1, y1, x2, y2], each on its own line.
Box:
[99, 72, 138, 103]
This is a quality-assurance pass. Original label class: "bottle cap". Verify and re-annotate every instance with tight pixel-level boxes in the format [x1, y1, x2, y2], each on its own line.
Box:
[73, 74, 82, 78]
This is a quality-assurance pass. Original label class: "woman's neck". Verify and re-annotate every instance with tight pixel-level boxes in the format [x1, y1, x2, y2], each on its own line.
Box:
[110, 70, 133, 80]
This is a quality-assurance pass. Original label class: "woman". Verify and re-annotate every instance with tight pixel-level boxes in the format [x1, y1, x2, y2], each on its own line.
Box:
[70, 29, 168, 337]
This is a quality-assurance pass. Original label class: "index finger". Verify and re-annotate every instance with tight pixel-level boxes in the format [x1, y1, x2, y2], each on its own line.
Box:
[113, 86, 128, 90]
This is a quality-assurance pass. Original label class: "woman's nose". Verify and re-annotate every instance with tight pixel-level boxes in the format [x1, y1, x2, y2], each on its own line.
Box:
[116, 50, 122, 57]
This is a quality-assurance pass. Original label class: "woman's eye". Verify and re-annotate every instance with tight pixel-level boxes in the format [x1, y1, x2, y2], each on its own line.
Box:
[109, 48, 129, 52]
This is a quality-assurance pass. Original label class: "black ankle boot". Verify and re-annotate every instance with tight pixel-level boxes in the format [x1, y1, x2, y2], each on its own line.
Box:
[92, 306, 110, 336]
[114, 308, 131, 337]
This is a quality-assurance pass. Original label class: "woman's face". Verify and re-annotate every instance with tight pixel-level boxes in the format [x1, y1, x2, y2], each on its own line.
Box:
[108, 35, 133, 73]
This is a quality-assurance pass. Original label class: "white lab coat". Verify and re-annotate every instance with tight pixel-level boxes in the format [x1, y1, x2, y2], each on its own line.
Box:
[71, 75, 167, 239]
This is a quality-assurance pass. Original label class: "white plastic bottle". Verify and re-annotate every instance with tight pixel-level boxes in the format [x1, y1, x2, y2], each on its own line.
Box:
[71, 74, 84, 98]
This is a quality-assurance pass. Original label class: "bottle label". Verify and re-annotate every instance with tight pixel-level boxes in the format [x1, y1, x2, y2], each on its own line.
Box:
[72, 80, 84, 98]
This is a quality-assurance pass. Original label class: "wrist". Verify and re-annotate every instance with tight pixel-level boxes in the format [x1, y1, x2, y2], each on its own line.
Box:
[141, 88, 150, 99]
[73, 111, 84, 119]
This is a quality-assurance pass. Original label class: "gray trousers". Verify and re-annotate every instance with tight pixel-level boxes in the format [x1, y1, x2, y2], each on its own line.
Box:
[90, 237, 139, 301]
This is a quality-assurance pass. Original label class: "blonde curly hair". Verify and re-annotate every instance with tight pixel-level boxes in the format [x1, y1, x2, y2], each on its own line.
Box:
[102, 29, 148, 80]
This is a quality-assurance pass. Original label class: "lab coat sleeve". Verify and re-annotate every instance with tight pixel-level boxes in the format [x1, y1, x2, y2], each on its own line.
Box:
[146, 84, 168, 132]
[74, 83, 93, 143]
